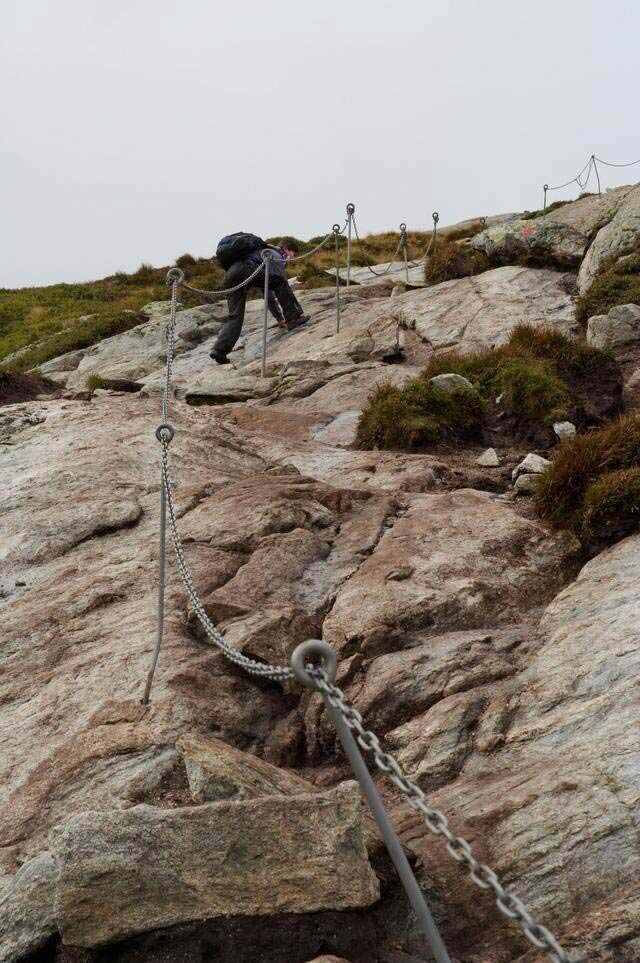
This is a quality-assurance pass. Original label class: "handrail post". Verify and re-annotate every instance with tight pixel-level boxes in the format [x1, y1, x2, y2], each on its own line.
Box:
[291, 640, 452, 963]
[400, 222, 408, 283]
[333, 223, 342, 333]
[346, 202, 355, 289]
[591, 154, 601, 195]
[261, 250, 271, 378]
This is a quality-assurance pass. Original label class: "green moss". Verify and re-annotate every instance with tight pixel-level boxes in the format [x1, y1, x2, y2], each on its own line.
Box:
[356, 379, 484, 451]
[535, 415, 640, 546]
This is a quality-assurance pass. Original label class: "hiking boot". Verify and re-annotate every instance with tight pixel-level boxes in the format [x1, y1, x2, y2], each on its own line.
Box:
[210, 349, 230, 365]
[286, 315, 310, 331]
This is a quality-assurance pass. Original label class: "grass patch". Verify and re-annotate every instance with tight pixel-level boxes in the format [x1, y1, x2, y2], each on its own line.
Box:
[423, 324, 615, 435]
[575, 251, 640, 323]
[356, 379, 483, 450]
[358, 325, 621, 453]
[0, 257, 225, 372]
[424, 238, 491, 286]
[535, 415, 640, 548]
[0, 369, 57, 407]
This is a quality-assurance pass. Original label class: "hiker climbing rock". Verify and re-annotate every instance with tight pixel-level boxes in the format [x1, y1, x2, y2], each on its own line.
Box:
[210, 232, 308, 365]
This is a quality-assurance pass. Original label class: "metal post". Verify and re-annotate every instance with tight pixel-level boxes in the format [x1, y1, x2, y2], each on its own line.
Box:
[543, 184, 548, 210]
[592, 154, 601, 195]
[261, 251, 270, 378]
[431, 211, 439, 255]
[333, 223, 342, 333]
[142, 479, 167, 705]
[290, 640, 452, 963]
[400, 222, 409, 283]
[346, 202, 355, 289]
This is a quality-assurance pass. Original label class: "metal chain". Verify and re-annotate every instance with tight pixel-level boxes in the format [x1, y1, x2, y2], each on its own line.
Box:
[595, 155, 640, 168]
[287, 219, 349, 262]
[155, 273, 294, 683]
[179, 259, 267, 302]
[546, 155, 594, 192]
[307, 666, 575, 963]
[351, 214, 405, 277]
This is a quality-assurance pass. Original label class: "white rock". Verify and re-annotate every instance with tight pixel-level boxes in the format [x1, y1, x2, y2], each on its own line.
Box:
[513, 473, 540, 495]
[512, 452, 552, 481]
[429, 373, 474, 393]
[586, 303, 640, 350]
[578, 184, 640, 292]
[553, 421, 577, 441]
[476, 447, 500, 467]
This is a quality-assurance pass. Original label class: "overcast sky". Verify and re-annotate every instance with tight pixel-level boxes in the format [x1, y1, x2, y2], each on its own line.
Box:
[2, 0, 639, 288]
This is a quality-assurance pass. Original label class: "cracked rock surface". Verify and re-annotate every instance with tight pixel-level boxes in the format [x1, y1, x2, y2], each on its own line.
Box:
[2, 197, 640, 962]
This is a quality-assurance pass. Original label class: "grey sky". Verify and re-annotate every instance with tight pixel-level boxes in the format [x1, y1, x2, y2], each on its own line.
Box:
[2, 0, 639, 288]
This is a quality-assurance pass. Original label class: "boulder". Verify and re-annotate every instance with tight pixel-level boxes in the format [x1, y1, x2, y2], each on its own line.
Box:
[513, 473, 539, 496]
[578, 184, 640, 292]
[177, 733, 315, 802]
[586, 303, 640, 350]
[470, 187, 634, 270]
[553, 421, 576, 441]
[396, 266, 579, 355]
[512, 452, 552, 480]
[184, 372, 276, 405]
[428, 373, 474, 393]
[470, 218, 586, 268]
[475, 447, 500, 467]
[51, 783, 379, 947]
[0, 853, 58, 963]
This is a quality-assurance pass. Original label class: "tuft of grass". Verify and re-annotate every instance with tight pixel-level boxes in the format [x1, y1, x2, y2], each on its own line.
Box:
[521, 199, 573, 221]
[421, 324, 614, 435]
[535, 415, 640, 547]
[581, 467, 640, 545]
[424, 239, 491, 286]
[575, 251, 640, 323]
[356, 379, 484, 451]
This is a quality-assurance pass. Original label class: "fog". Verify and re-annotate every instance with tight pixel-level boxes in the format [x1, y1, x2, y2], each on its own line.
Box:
[2, 0, 639, 286]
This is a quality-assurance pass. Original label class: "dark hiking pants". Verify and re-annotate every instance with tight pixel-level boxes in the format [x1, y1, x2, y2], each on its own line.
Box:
[214, 259, 302, 356]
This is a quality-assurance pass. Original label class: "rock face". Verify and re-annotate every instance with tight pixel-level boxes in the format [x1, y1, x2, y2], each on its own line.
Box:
[178, 733, 315, 802]
[578, 184, 640, 292]
[587, 302, 640, 349]
[470, 185, 635, 269]
[51, 783, 378, 947]
[3, 212, 640, 962]
[322, 489, 577, 659]
[395, 266, 579, 355]
[0, 853, 58, 962]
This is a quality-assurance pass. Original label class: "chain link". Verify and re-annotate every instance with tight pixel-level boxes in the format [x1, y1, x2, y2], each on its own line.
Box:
[595, 155, 640, 168]
[155, 278, 294, 682]
[306, 666, 574, 963]
[287, 219, 349, 262]
[351, 214, 405, 277]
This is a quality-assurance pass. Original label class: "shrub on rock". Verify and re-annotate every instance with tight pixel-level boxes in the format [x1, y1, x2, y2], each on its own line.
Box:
[424, 238, 490, 286]
[358, 325, 620, 452]
[535, 414, 640, 548]
[356, 378, 483, 450]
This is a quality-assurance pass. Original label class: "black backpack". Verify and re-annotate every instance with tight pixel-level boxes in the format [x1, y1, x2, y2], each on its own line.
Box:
[216, 232, 265, 270]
